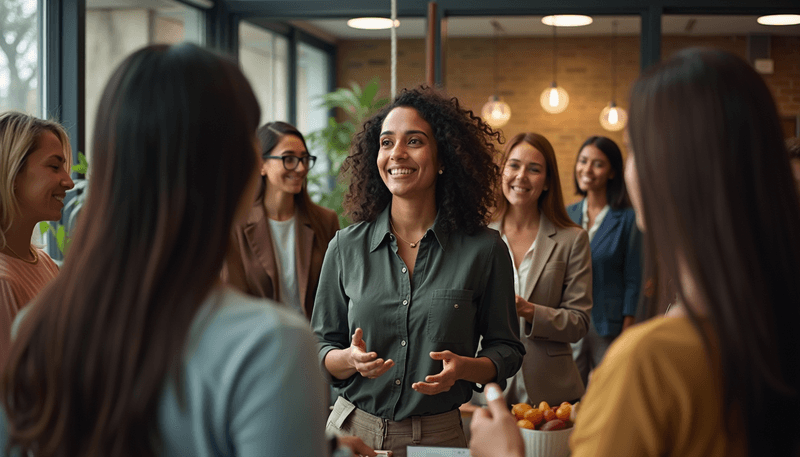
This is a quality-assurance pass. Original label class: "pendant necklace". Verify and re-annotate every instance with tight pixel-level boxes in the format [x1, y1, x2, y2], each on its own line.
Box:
[5, 244, 39, 265]
[390, 219, 424, 248]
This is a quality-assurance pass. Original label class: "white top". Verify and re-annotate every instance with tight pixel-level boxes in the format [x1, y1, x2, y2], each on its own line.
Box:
[267, 216, 302, 315]
[581, 199, 610, 242]
[498, 230, 537, 299]
[496, 223, 537, 406]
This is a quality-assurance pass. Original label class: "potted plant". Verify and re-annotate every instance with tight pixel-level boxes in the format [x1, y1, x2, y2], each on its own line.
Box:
[307, 78, 389, 227]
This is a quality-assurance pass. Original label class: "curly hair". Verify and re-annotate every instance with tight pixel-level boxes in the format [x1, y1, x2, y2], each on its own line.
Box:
[341, 86, 502, 235]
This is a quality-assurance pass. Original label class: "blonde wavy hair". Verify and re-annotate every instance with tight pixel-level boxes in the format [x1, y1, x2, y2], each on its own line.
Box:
[0, 111, 72, 249]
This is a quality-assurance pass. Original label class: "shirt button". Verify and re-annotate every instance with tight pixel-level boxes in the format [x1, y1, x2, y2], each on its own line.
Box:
[401, 340, 406, 346]
[402, 299, 408, 306]
[395, 379, 401, 385]
[454, 304, 459, 309]
[401, 267, 407, 273]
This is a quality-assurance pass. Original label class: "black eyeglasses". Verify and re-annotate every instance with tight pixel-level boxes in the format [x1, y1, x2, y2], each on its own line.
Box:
[264, 155, 317, 170]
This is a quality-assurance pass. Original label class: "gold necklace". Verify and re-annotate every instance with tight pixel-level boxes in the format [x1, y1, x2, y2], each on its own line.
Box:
[389, 219, 425, 249]
[5, 244, 39, 265]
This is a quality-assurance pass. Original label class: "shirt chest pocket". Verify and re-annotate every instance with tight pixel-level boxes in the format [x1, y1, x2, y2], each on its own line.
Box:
[427, 289, 475, 343]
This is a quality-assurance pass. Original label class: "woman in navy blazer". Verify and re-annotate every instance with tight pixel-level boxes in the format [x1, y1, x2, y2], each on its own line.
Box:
[567, 136, 641, 386]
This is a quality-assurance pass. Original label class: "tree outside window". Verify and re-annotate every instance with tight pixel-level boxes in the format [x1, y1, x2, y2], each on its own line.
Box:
[0, 0, 38, 114]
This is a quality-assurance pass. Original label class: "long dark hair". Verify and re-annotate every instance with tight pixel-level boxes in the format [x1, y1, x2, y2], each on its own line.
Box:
[573, 136, 630, 209]
[255, 121, 330, 242]
[342, 86, 502, 235]
[628, 48, 800, 456]
[1, 43, 261, 456]
[493, 132, 577, 229]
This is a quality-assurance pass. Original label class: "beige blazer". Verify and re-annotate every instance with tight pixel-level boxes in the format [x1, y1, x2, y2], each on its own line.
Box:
[490, 212, 592, 405]
[223, 199, 339, 319]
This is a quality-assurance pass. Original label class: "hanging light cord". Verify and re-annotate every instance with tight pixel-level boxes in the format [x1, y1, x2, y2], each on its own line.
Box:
[491, 20, 501, 96]
[391, 0, 397, 98]
[611, 20, 617, 103]
[552, 24, 558, 83]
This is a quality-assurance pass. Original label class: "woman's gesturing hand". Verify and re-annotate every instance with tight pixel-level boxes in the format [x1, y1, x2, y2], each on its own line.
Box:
[350, 328, 394, 379]
[412, 350, 462, 395]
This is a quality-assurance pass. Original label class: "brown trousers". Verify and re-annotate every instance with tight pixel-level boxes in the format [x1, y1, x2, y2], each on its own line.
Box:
[326, 396, 468, 457]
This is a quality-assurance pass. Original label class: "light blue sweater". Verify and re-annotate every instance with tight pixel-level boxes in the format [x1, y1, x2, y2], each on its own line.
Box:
[1, 288, 329, 456]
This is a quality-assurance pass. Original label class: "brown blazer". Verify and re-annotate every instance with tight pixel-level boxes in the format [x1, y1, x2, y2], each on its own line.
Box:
[223, 199, 339, 319]
[490, 212, 592, 405]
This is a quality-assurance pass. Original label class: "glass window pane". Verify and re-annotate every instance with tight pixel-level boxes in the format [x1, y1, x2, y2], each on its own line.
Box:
[0, 0, 40, 115]
[296, 42, 332, 196]
[85, 0, 205, 161]
[239, 21, 289, 125]
[296, 42, 330, 136]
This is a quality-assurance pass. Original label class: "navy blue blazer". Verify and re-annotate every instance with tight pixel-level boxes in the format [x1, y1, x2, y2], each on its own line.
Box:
[567, 201, 642, 337]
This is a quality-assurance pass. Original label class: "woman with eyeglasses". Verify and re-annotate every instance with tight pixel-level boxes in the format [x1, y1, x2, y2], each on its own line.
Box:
[224, 121, 339, 319]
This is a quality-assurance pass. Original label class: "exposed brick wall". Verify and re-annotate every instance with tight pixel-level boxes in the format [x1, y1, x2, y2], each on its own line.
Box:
[764, 36, 800, 118]
[337, 35, 800, 205]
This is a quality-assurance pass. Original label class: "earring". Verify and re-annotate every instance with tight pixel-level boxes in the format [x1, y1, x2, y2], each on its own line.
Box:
[438, 169, 444, 175]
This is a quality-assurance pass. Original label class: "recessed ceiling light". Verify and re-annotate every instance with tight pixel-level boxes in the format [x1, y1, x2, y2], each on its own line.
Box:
[757, 14, 800, 26]
[347, 17, 400, 30]
[541, 15, 593, 27]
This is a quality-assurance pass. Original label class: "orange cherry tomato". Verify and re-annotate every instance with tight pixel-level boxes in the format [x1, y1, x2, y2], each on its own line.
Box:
[523, 408, 544, 426]
[556, 404, 571, 421]
[511, 403, 533, 421]
[538, 401, 551, 412]
[517, 419, 535, 430]
[543, 409, 557, 422]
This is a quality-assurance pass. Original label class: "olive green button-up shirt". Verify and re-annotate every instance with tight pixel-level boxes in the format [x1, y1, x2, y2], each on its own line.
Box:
[312, 207, 524, 422]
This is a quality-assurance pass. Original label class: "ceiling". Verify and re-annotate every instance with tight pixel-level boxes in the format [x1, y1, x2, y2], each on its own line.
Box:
[296, 15, 800, 39]
[87, 0, 180, 8]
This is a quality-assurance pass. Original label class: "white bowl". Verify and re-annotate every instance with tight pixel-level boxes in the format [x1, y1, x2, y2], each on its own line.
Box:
[520, 426, 573, 457]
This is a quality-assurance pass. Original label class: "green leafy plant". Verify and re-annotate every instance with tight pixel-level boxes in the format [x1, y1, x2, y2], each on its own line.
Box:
[39, 152, 88, 256]
[306, 78, 389, 227]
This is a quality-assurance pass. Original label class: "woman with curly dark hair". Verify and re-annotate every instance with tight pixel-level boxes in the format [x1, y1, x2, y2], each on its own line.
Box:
[311, 86, 525, 457]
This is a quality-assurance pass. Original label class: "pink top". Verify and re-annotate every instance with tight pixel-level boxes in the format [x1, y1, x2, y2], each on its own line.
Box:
[0, 248, 59, 363]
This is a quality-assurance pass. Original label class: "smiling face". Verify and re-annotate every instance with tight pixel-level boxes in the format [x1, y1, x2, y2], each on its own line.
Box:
[575, 144, 615, 194]
[502, 142, 548, 210]
[261, 134, 309, 196]
[377, 106, 440, 201]
[14, 130, 75, 224]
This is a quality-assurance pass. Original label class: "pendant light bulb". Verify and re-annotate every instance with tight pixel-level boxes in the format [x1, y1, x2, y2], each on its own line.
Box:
[608, 107, 618, 124]
[540, 83, 569, 114]
[600, 102, 628, 131]
[599, 22, 626, 131]
[482, 96, 511, 128]
[542, 23, 568, 114]
[482, 20, 511, 128]
[549, 88, 559, 107]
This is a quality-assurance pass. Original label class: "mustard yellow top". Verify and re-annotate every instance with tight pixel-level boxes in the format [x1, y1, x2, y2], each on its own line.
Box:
[570, 316, 746, 457]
